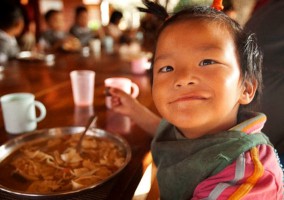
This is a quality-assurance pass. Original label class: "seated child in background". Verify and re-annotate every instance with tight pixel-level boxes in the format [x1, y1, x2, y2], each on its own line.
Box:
[105, 10, 131, 45]
[39, 9, 80, 52]
[105, 10, 123, 43]
[108, 0, 284, 199]
[69, 6, 97, 47]
[0, 0, 24, 62]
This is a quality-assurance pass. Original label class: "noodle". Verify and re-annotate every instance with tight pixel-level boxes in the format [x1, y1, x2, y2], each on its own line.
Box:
[0, 133, 126, 193]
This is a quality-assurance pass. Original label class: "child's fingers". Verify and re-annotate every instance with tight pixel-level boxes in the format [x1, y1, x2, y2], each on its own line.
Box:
[111, 96, 121, 106]
[109, 87, 127, 98]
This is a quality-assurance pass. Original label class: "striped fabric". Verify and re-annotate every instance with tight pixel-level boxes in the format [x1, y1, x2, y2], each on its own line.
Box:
[195, 112, 284, 200]
[227, 147, 264, 199]
[228, 113, 266, 199]
[229, 112, 267, 134]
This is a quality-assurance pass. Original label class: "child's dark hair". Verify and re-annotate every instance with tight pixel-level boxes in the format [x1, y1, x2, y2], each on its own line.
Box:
[0, 0, 23, 30]
[44, 9, 61, 23]
[110, 10, 123, 25]
[138, 0, 263, 113]
[75, 6, 87, 18]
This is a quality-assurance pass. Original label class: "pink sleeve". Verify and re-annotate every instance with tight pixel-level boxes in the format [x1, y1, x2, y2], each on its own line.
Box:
[192, 145, 283, 200]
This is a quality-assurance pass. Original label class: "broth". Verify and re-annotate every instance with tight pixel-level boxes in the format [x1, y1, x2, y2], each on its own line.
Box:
[0, 134, 126, 194]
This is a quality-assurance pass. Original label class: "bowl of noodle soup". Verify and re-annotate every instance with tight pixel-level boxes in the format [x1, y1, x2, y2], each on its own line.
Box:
[0, 127, 131, 198]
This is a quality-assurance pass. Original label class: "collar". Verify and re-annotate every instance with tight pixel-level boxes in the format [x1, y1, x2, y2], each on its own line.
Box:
[175, 112, 267, 139]
[231, 112, 266, 133]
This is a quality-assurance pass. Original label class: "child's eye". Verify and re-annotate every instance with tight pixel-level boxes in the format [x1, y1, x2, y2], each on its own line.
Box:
[159, 65, 174, 72]
[199, 59, 217, 66]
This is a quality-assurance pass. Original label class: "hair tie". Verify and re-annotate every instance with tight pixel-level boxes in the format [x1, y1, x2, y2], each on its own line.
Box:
[211, 0, 224, 11]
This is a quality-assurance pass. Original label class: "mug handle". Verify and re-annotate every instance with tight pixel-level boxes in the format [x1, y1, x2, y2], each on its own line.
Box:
[131, 82, 139, 98]
[34, 101, 46, 122]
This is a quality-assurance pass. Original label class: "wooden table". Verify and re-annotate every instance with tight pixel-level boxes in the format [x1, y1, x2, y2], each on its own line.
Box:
[0, 50, 155, 200]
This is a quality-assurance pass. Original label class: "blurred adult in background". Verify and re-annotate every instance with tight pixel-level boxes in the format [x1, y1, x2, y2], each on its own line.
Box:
[105, 10, 124, 43]
[0, 0, 24, 63]
[69, 6, 97, 47]
[245, 0, 284, 164]
[39, 9, 80, 52]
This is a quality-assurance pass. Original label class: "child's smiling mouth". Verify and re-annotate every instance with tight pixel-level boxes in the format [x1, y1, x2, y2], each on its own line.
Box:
[169, 94, 208, 104]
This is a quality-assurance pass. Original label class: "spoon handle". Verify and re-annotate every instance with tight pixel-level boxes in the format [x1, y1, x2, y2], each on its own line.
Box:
[76, 116, 98, 152]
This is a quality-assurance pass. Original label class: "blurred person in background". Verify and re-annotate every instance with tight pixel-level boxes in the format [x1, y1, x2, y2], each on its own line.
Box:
[18, 3, 36, 52]
[19, 21, 36, 51]
[222, 0, 237, 20]
[105, 10, 124, 43]
[69, 6, 97, 47]
[39, 9, 80, 52]
[139, 13, 162, 52]
[245, 0, 284, 165]
[104, 9, 135, 55]
[0, 0, 24, 63]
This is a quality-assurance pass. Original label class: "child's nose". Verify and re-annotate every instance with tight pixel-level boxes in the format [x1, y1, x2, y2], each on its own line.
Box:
[174, 71, 198, 88]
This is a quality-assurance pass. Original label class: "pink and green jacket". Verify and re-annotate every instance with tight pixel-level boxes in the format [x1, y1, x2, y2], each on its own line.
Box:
[151, 112, 284, 200]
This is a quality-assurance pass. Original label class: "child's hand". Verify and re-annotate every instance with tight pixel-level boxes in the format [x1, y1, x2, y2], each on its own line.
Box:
[108, 87, 139, 117]
[108, 87, 161, 136]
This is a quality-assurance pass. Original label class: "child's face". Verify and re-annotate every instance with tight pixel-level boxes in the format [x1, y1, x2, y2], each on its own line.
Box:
[76, 11, 88, 27]
[47, 13, 64, 31]
[152, 20, 253, 138]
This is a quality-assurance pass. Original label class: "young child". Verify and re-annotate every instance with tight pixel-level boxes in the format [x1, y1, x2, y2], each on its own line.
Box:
[109, 0, 284, 199]
[69, 6, 96, 47]
[39, 9, 80, 52]
[0, 0, 24, 62]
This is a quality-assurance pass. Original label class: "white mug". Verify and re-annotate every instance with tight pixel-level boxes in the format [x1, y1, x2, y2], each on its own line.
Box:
[104, 77, 139, 109]
[0, 93, 46, 134]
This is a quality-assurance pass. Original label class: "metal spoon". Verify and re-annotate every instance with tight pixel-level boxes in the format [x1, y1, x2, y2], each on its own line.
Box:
[76, 116, 98, 153]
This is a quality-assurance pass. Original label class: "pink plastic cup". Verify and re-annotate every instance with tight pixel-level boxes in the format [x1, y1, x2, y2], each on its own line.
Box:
[104, 77, 139, 109]
[70, 70, 95, 106]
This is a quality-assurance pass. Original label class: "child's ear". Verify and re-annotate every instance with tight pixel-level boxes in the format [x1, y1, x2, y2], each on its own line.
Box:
[239, 79, 257, 105]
